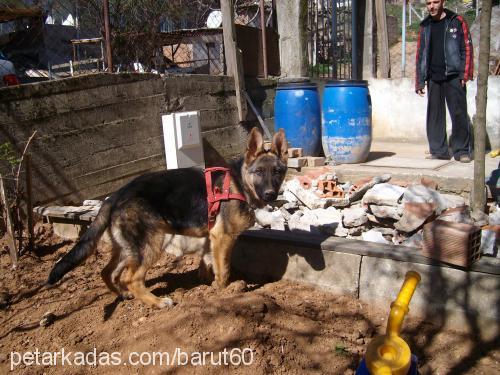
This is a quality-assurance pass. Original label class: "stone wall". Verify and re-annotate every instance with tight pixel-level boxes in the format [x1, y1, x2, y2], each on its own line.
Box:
[0, 73, 277, 206]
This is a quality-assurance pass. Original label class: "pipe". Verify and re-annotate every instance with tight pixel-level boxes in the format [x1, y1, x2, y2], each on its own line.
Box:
[351, 0, 358, 79]
[332, 0, 337, 79]
[402, 0, 407, 77]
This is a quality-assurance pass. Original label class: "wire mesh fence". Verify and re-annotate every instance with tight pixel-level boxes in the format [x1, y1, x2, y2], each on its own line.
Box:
[0, 0, 274, 83]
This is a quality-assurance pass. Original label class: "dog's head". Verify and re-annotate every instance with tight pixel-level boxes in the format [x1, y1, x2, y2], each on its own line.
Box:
[242, 127, 288, 207]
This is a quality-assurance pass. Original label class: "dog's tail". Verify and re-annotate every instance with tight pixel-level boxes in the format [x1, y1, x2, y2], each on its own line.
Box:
[47, 199, 113, 285]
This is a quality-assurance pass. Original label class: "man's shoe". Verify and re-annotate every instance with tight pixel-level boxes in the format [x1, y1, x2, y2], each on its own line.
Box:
[459, 155, 471, 163]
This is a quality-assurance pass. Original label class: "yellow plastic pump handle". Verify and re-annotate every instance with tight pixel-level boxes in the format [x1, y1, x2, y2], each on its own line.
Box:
[387, 271, 421, 338]
[365, 271, 421, 375]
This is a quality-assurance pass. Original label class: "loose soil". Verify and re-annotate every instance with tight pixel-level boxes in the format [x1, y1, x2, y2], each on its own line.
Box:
[0, 223, 498, 374]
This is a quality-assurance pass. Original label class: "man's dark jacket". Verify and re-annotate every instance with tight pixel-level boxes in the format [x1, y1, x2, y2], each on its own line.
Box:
[415, 9, 473, 91]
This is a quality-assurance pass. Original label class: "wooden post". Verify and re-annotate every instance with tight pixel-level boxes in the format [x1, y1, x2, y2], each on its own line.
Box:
[472, 0, 492, 214]
[103, 0, 113, 72]
[375, 0, 391, 78]
[259, 0, 268, 78]
[25, 154, 35, 252]
[221, 0, 247, 121]
[0, 175, 18, 268]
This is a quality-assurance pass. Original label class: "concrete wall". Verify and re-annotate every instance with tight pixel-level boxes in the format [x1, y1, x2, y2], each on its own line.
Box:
[276, 0, 308, 78]
[0, 73, 276, 206]
[369, 77, 500, 150]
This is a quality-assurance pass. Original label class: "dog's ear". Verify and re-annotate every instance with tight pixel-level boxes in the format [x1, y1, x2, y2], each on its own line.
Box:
[271, 128, 288, 163]
[245, 127, 264, 164]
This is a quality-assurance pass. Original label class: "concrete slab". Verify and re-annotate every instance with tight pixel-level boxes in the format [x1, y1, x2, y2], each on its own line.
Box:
[361, 156, 452, 170]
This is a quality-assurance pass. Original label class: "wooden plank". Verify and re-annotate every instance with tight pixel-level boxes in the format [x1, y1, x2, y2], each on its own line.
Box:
[221, 0, 247, 121]
[34, 205, 99, 221]
[375, 0, 391, 78]
[0, 175, 17, 268]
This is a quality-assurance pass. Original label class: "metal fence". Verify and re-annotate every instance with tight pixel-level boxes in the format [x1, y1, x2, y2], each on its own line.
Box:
[0, 0, 273, 83]
[307, 0, 353, 79]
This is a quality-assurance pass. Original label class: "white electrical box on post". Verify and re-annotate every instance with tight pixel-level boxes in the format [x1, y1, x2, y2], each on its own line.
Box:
[162, 111, 205, 169]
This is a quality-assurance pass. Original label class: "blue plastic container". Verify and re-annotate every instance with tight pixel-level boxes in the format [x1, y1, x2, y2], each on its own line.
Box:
[322, 80, 372, 163]
[274, 81, 321, 156]
[355, 355, 419, 375]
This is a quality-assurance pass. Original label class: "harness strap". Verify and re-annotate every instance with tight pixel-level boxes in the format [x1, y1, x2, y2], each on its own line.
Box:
[205, 167, 247, 230]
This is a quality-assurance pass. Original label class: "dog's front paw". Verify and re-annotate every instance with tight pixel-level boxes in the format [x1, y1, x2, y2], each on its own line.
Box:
[156, 297, 174, 309]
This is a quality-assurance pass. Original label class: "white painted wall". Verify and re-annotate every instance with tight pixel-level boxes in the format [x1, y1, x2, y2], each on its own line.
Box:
[369, 77, 500, 150]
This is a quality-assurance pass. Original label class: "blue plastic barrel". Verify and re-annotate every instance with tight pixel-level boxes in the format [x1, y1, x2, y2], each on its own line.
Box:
[274, 81, 321, 156]
[322, 80, 372, 163]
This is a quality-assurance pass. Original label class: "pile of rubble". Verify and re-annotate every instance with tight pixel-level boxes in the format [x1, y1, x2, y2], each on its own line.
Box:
[254, 172, 499, 257]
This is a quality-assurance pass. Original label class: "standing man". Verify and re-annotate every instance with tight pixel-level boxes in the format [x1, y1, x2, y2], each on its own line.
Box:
[415, 0, 474, 162]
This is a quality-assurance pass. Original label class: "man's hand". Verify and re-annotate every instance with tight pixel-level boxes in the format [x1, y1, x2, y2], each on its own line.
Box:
[416, 88, 425, 97]
[461, 79, 465, 87]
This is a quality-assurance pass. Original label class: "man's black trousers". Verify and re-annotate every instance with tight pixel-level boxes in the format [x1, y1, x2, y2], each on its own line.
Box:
[426, 77, 471, 160]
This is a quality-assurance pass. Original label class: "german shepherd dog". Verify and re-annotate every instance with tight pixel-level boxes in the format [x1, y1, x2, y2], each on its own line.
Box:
[47, 128, 288, 308]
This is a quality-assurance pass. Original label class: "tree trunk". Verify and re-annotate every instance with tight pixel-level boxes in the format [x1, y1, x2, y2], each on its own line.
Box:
[472, 0, 492, 214]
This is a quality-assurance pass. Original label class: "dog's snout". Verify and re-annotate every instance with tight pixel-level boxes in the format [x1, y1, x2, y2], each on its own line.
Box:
[263, 190, 277, 202]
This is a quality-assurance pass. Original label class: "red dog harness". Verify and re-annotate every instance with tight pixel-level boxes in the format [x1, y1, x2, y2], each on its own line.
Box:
[204, 167, 247, 230]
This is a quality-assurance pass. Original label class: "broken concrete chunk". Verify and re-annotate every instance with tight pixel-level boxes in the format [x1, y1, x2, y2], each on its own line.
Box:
[288, 211, 316, 232]
[489, 208, 500, 225]
[362, 230, 391, 244]
[285, 179, 328, 209]
[307, 156, 326, 167]
[362, 183, 405, 206]
[334, 223, 349, 237]
[348, 174, 392, 203]
[471, 210, 489, 226]
[369, 205, 402, 220]
[82, 200, 102, 207]
[342, 206, 368, 227]
[324, 197, 351, 208]
[288, 157, 307, 169]
[279, 207, 292, 221]
[480, 229, 498, 257]
[439, 194, 466, 210]
[270, 218, 286, 231]
[395, 202, 436, 233]
[401, 231, 424, 248]
[254, 209, 274, 227]
[308, 207, 343, 235]
[283, 190, 298, 203]
[282, 201, 299, 211]
[402, 184, 447, 215]
[438, 206, 474, 224]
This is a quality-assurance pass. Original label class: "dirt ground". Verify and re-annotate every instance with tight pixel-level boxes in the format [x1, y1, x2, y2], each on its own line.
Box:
[0, 223, 498, 374]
